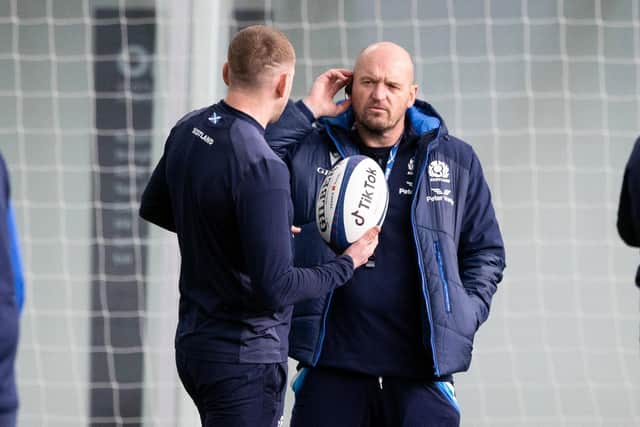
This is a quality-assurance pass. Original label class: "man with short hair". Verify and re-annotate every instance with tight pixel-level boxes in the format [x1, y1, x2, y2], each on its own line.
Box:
[139, 26, 379, 427]
[0, 151, 24, 427]
[267, 42, 506, 426]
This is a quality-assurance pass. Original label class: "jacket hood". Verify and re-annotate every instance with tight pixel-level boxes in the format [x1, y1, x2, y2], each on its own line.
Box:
[320, 99, 448, 137]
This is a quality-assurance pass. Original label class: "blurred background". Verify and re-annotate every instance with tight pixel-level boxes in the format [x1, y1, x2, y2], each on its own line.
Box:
[0, 0, 639, 425]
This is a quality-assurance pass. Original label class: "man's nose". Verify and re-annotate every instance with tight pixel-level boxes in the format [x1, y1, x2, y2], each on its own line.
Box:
[371, 83, 386, 100]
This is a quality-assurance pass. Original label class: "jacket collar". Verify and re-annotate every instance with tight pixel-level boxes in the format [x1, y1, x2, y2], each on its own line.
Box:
[318, 99, 448, 158]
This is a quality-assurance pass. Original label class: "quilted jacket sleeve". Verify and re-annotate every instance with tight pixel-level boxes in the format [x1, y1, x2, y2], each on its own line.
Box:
[265, 100, 317, 161]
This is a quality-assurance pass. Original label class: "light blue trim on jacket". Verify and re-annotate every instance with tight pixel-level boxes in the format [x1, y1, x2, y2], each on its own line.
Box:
[291, 367, 309, 393]
[8, 203, 24, 313]
[407, 105, 441, 134]
[436, 381, 461, 414]
[320, 101, 353, 130]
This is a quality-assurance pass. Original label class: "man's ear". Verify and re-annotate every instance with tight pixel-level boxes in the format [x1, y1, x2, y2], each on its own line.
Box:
[407, 84, 418, 108]
[222, 62, 230, 86]
[275, 72, 289, 98]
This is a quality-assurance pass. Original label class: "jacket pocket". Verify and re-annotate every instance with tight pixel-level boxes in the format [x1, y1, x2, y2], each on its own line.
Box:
[434, 241, 451, 313]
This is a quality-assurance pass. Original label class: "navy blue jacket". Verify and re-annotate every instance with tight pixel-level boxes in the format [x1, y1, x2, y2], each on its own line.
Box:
[617, 137, 640, 287]
[0, 153, 23, 414]
[266, 100, 506, 376]
[140, 101, 354, 363]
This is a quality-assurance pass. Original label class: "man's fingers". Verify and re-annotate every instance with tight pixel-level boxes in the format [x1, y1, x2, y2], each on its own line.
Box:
[330, 76, 348, 90]
[326, 75, 351, 97]
[307, 68, 354, 118]
[360, 226, 380, 251]
[363, 226, 381, 240]
[323, 68, 352, 79]
[322, 69, 352, 89]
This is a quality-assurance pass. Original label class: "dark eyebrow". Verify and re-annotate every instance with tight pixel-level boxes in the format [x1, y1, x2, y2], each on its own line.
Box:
[357, 75, 403, 87]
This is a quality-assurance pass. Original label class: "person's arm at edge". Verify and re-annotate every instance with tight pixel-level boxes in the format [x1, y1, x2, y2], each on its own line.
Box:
[617, 138, 640, 247]
[139, 133, 176, 232]
[8, 202, 23, 313]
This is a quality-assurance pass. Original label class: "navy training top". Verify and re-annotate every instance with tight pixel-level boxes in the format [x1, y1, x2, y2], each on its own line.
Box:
[140, 101, 354, 363]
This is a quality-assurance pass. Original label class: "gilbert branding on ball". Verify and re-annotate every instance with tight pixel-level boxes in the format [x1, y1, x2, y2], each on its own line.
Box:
[316, 155, 389, 252]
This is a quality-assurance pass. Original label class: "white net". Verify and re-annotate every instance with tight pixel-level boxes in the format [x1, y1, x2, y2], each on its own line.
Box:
[1, 0, 639, 426]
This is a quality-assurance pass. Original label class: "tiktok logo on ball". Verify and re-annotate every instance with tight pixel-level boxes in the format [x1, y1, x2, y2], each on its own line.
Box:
[350, 167, 378, 226]
[428, 160, 450, 183]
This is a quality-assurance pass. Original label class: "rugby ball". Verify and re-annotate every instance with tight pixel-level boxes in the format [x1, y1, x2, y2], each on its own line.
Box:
[315, 155, 389, 252]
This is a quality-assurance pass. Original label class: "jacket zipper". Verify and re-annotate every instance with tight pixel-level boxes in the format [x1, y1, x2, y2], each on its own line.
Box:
[434, 241, 452, 313]
[410, 143, 440, 376]
[312, 263, 335, 364]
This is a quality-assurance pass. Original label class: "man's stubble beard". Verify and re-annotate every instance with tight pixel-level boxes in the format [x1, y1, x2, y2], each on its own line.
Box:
[355, 110, 403, 136]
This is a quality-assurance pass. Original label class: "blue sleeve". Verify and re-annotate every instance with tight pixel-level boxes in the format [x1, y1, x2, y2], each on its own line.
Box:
[234, 157, 353, 310]
[139, 135, 176, 232]
[458, 150, 506, 325]
[264, 100, 316, 161]
[617, 138, 640, 247]
[8, 202, 24, 313]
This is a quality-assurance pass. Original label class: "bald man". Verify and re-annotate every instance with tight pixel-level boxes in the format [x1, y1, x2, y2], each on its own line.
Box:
[140, 26, 378, 427]
[266, 42, 506, 426]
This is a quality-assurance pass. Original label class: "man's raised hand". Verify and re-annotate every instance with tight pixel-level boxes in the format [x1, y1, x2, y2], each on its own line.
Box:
[303, 68, 353, 119]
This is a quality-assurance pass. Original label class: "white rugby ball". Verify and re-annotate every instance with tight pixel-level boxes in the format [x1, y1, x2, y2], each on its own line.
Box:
[315, 155, 389, 252]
